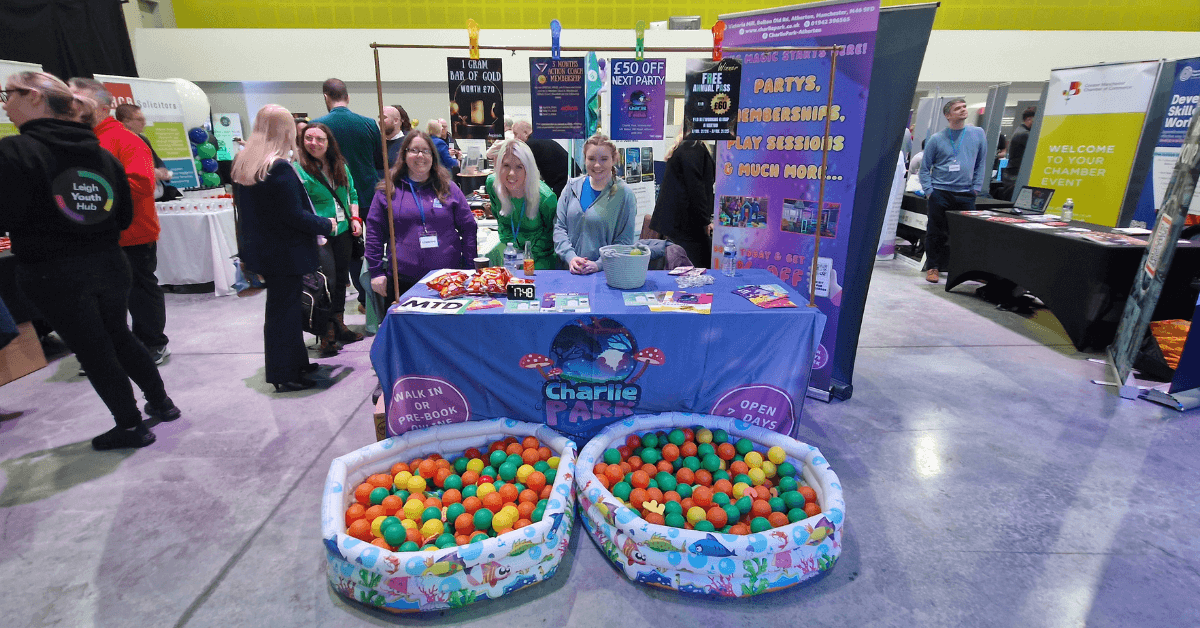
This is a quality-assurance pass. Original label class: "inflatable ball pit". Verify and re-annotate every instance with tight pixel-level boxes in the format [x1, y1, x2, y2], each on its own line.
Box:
[575, 412, 844, 597]
[321, 419, 578, 612]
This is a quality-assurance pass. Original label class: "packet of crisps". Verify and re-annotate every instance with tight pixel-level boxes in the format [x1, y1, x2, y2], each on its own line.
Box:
[426, 271, 469, 293]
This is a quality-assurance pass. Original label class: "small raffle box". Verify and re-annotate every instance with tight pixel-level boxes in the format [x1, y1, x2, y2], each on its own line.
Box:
[321, 419, 578, 612]
[575, 412, 845, 596]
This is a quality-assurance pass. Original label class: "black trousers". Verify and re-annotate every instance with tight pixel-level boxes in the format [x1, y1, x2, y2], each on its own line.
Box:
[122, 242, 169, 350]
[17, 248, 168, 429]
[262, 273, 311, 384]
[925, 189, 976, 272]
[321, 230, 353, 316]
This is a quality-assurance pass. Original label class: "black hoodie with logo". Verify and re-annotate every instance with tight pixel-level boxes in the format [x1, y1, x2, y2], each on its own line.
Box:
[0, 117, 133, 264]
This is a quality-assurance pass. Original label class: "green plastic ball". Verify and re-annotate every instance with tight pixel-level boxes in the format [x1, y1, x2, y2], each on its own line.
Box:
[787, 508, 807, 523]
[473, 508, 494, 531]
[676, 483, 692, 498]
[531, 507, 544, 522]
[641, 433, 659, 449]
[446, 503, 466, 522]
[777, 462, 797, 478]
[641, 448, 661, 465]
[443, 474, 463, 491]
[671, 458, 683, 471]
[394, 490, 410, 502]
[750, 517, 772, 533]
[453, 457, 469, 474]
[489, 450, 507, 467]
[481, 465, 498, 478]
[534, 461, 550, 472]
[701, 454, 722, 472]
[647, 479, 658, 489]
[712, 470, 730, 483]
[664, 501, 683, 516]
[769, 497, 786, 513]
[683, 456, 701, 471]
[612, 481, 632, 500]
[712, 492, 730, 506]
[369, 487, 390, 505]
[655, 472, 677, 492]
[382, 524, 406, 546]
[713, 429, 729, 443]
[436, 533, 457, 548]
[544, 468, 556, 484]
[783, 491, 806, 510]
[461, 484, 478, 499]
[697, 443, 715, 458]
[668, 429, 687, 446]
[421, 507, 442, 523]
[506, 453, 524, 467]
[735, 496, 753, 514]
[777, 476, 798, 493]
[735, 438, 754, 455]
[665, 513, 687, 528]
[734, 474, 753, 486]
[399, 541, 419, 552]
[603, 448, 622, 464]
[499, 463, 518, 482]
[723, 505, 741, 524]
[694, 521, 716, 532]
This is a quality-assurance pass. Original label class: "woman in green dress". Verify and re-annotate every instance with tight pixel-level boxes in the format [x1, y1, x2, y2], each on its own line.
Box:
[485, 139, 559, 270]
[294, 122, 363, 355]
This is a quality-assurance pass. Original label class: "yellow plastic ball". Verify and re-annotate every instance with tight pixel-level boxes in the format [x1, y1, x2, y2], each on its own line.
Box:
[695, 428, 713, 444]
[407, 475, 427, 493]
[761, 460, 777, 478]
[466, 458, 485, 474]
[744, 451, 764, 469]
[402, 499, 424, 521]
[420, 518, 444, 539]
[686, 506, 708, 525]
[767, 446, 787, 465]
[400, 518, 417, 530]
[393, 471, 413, 491]
[748, 468, 767, 486]
[732, 482, 752, 499]
[516, 464, 535, 483]
[423, 545, 439, 552]
[547, 456, 560, 470]
[370, 516, 388, 538]
[476, 482, 496, 499]
[500, 504, 519, 519]
[492, 510, 516, 531]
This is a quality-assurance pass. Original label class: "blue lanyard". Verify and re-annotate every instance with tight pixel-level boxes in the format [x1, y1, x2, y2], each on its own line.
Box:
[946, 128, 964, 160]
[404, 179, 429, 232]
[508, 198, 524, 242]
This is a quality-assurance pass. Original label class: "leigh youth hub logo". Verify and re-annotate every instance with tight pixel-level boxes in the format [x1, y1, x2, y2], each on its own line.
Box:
[520, 316, 663, 436]
[1062, 81, 1083, 102]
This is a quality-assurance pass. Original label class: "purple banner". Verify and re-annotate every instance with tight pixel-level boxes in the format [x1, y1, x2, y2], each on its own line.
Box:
[716, 0, 880, 396]
[530, 57, 587, 139]
[610, 58, 667, 140]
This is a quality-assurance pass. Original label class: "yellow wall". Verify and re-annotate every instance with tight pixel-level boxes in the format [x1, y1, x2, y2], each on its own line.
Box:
[173, 0, 1199, 31]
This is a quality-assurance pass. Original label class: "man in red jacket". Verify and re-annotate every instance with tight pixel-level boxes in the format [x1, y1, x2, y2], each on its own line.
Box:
[69, 78, 170, 365]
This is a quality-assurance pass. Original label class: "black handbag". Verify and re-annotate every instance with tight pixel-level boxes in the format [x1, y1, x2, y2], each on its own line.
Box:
[300, 268, 333, 335]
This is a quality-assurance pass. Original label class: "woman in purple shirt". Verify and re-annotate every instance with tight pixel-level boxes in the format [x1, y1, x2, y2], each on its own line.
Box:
[365, 130, 476, 304]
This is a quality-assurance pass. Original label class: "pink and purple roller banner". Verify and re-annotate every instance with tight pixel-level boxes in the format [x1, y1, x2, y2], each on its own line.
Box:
[716, 0, 879, 396]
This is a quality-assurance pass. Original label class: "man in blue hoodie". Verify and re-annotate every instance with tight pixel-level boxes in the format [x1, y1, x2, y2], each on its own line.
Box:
[919, 98, 987, 283]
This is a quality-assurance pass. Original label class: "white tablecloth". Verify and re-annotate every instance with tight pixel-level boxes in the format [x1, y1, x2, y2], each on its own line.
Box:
[155, 208, 239, 296]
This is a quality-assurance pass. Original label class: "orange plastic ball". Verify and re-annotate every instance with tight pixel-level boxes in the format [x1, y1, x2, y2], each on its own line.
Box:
[630, 470, 650, 489]
[380, 495, 403, 515]
[354, 483, 374, 506]
[441, 489, 462, 506]
[461, 496, 482, 514]
[628, 488, 648, 509]
[345, 503, 366, 526]
[522, 436, 540, 450]
[706, 506, 728, 528]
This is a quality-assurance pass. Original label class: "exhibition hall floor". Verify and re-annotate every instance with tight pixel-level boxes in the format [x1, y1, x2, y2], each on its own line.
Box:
[1, 260, 1197, 627]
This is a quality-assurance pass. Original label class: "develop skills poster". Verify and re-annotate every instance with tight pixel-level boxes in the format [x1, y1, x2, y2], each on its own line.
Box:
[1130, 58, 1200, 227]
[610, 58, 666, 141]
[716, 0, 879, 396]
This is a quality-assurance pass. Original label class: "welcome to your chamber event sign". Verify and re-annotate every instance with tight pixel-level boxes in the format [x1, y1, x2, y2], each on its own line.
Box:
[94, 74, 199, 189]
[1026, 61, 1159, 227]
[714, 0, 880, 397]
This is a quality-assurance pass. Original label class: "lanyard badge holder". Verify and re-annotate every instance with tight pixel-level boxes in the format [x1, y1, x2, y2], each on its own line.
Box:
[408, 183, 439, 249]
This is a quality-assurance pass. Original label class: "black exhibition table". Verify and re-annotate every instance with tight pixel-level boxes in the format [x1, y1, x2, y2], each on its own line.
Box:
[897, 192, 1015, 262]
[945, 212, 1200, 350]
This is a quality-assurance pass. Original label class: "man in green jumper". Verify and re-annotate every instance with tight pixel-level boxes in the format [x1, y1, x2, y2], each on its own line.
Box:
[312, 78, 383, 311]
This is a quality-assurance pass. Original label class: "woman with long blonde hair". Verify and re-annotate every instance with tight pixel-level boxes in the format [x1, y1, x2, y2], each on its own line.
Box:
[484, 139, 559, 269]
[0, 71, 180, 449]
[232, 104, 338, 392]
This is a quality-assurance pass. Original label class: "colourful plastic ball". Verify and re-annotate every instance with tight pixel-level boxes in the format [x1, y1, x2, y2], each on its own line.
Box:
[641, 448, 661, 465]
[603, 448, 621, 464]
[787, 508, 807, 523]
[694, 521, 716, 532]
[612, 481, 632, 500]
[769, 497, 786, 513]
[664, 501, 683, 516]
[735, 496, 753, 515]
[683, 457, 701, 471]
[369, 487, 390, 506]
[544, 468, 557, 485]
[735, 438, 754, 455]
[750, 517, 771, 533]
[748, 468, 767, 486]
[712, 429, 729, 443]
[461, 484, 478, 499]
[676, 484, 692, 499]
[475, 483, 496, 499]
[420, 518, 444, 538]
[665, 513, 687, 528]
[402, 499, 424, 521]
[777, 462, 796, 478]
[783, 491, 806, 510]
[421, 506, 442, 523]
[668, 429, 687, 446]
[370, 516, 388, 538]
[453, 457, 469, 474]
[701, 454, 722, 472]
[435, 533, 457, 548]
[723, 505, 741, 524]
[696, 428, 713, 444]
[531, 507, 545, 523]
[399, 541, 419, 552]
[767, 446, 787, 465]
[473, 508, 494, 531]
[499, 463, 518, 482]
[382, 524, 406, 546]
[466, 458, 485, 474]
[534, 461, 550, 472]
[777, 476, 798, 493]
[686, 506, 707, 525]
[732, 482, 752, 499]
[712, 470, 730, 483]
[712, 492, 731, 507]
[697, 443, 715, 458]
[446, 503, 466, 522]
[516, 464, 534, 483]
[641, 433, 659, 449]
[443, 474, 463, 491]
[734, 474, 753, 487]
[655, 472, 677, 492]
[761, 460, 777, 478]
[547, 456, 560, 469]
[407, 476, 427, 493]
[489, 450, 507, 467]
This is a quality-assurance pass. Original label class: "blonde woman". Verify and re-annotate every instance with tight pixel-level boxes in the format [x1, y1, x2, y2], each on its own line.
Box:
[552, 132, 637, 274]
[231, 104, 337, 392]
[484, 139, 559, 269]
[0, 71, 180, 449]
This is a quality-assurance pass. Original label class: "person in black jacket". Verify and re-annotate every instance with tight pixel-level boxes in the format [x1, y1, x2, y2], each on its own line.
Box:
[0, 71, 181, 450]
[650, 136, 716, 267]
[232, 104, 338, 392]
[513, 120, 572, 198]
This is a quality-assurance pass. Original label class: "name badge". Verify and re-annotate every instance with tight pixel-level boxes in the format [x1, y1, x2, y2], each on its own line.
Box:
[419, 234, 438, 249]
[948, 163, 961, 172]
[432, 200, 443, 209]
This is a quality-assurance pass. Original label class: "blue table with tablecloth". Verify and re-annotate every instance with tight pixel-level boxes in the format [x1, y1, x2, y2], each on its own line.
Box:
[370, 269, 826, 442]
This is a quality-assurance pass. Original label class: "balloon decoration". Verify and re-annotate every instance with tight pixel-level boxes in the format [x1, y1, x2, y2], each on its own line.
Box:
[200, 158, 219, 173]
[201, 172, 221, 188]
[188, 127, 210, 145]
[195, 142, 217, 159]
[169, 78, 211, 131]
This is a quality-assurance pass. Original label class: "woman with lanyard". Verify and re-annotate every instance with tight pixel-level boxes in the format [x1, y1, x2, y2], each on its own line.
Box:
[552, 132, 638, 274]
[365, 130, 477, 305]
[484, 139, 559, 269]
[0, 71, 181, 448]
[294, 122, 364, 355]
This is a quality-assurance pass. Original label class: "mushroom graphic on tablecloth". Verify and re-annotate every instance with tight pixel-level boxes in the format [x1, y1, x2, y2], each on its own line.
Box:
[626, 347, 665, 384]
[547, 367, 563, 381]
[519, 353, 555, 380]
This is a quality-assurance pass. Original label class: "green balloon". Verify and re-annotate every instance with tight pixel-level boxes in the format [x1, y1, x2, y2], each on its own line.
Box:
[201, 172, 221, 188]
[196, 143, 217, 159]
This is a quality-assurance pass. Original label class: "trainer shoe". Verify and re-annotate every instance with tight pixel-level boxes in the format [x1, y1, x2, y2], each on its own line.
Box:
[925, 268, 940, 283]
[144, 397, 182, 422]
[152, 346, 171, 365]
[92, 424, 155, 450]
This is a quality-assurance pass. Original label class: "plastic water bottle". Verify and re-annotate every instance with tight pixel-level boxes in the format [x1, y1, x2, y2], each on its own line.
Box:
[722, 245, 737, 277]
[1061, 198, 1074, 222]
[503, 242, 518, 272]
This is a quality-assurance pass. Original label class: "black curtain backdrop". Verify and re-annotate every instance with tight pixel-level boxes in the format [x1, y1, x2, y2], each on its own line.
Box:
[0, 0, 137, 80]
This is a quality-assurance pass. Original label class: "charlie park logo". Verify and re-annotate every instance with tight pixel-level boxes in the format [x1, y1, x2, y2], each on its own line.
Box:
[519, 316, 664, 434]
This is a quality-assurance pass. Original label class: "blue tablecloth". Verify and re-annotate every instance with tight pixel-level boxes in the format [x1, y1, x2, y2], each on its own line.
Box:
[370, 269, 826, 442]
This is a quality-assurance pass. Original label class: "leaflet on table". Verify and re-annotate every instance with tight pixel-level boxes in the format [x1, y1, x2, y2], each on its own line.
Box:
[538, 292, 591, 313]
[466, 298, 504, 311]
[623, 292, 661, 306]
[649, 292, 713, 314]
[1072, 232, 1149, 246]
[1016, 223, 1057, 230]
[503, 299, 541, 313]
[732, 285, 798, 309]
[392, 296, 471, 314]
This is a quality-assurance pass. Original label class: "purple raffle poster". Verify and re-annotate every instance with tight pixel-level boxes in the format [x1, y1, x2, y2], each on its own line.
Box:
[610, 58, 667, 140]
[717, 0, 880, 397]
[530, 57, 587, 139]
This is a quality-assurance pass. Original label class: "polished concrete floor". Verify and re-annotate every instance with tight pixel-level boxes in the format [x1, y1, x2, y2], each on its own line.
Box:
[1, 260, 1197, 628]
